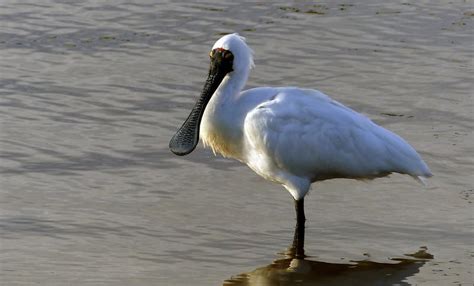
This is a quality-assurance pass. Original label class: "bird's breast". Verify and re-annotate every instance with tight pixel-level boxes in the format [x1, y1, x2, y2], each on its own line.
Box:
[200, 109, 243, 160]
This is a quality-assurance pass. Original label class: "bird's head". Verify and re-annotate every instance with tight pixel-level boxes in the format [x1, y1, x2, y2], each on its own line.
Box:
[169, 33, 253, 156]
[210, 33, 254, 75]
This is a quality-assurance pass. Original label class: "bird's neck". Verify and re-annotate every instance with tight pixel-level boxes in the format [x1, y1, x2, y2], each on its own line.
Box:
[215, 68, 249, 104]
[200, 68, 249, 160]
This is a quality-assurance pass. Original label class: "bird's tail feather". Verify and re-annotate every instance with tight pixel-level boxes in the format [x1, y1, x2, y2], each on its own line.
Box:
[413, 175, 431, 186]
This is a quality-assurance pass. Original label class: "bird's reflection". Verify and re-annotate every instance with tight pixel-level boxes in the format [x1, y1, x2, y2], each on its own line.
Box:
[224, 224, 433, 286]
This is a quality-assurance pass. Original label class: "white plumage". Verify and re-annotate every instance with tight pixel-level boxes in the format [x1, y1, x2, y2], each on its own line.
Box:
[198, 33, 432, 201]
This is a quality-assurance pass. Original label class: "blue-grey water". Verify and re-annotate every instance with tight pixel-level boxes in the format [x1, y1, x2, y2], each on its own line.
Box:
[0, 1, 472, 285]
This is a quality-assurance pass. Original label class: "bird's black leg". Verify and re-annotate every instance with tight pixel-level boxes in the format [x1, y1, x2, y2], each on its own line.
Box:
[292, 198, 306, 259]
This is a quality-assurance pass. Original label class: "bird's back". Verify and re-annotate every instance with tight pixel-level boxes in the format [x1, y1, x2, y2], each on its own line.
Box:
[242, 87, 432, 184]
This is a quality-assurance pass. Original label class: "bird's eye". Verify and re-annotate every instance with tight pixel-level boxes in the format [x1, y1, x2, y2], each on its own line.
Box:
[223, 50, 233, 60]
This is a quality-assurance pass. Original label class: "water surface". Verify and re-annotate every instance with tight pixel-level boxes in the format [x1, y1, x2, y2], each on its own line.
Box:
[0, 0, 472, 285]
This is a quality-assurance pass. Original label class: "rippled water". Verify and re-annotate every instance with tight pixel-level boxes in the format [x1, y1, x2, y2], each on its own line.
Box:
[1, 1, 472, 285]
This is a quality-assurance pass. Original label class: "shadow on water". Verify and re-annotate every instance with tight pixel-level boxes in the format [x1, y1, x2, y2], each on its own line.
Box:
[224, 220, 433, 286]
[224, 247, 432, 286]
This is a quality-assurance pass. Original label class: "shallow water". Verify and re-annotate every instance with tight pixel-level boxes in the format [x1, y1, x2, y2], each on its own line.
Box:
[0, 0, 472, 285]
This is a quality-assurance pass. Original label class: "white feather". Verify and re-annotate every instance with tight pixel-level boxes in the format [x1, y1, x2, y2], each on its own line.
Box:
[200, 34, 432, 200]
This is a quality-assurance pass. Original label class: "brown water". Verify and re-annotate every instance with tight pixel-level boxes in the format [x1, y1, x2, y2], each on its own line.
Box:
[0, 1, 472, 285]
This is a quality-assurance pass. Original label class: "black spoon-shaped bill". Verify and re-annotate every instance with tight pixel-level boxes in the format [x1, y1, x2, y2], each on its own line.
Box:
[169, 50, 234, 156]
[169, 74, 218, 155]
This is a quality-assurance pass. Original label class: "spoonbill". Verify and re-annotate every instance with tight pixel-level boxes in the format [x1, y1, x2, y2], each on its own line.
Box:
[169, 33, 432, 257]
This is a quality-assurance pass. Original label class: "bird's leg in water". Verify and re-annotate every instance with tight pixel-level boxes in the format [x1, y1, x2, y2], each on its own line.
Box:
[292, 198, 305, 258]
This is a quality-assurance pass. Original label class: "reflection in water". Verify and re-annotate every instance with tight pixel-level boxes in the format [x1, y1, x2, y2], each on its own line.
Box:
[224, 224, 432, 286]
[224, 248, 431, 286]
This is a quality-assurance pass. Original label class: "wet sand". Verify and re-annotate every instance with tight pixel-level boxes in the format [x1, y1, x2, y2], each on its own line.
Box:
[0, 1, 472, 285]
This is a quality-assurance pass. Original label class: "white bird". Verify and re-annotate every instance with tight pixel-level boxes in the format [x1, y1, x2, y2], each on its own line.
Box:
[169, 33, 432, 257]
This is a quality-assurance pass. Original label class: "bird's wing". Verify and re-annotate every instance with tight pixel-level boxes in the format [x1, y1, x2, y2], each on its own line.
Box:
[243, 88, 431, 182]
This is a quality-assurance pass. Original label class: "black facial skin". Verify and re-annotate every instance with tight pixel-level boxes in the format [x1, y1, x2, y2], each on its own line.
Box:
[169, 48, 234, 156]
